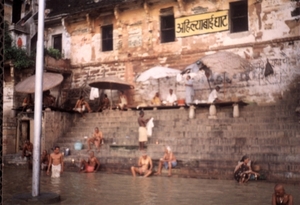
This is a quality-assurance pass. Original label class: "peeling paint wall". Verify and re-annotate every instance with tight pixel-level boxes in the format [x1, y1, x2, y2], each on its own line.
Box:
[43, 0, 300, 106]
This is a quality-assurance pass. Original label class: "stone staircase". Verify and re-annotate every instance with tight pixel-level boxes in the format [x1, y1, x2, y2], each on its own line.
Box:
[55, 99, 300, 181]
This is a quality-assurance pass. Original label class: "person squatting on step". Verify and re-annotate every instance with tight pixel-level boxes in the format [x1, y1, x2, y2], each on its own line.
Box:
[87, 127, 103, 152]
[73, 96, 92, 117]
[233, 155, 260, 183]
[155, 145, 177, 177]
[47, 146, 64, 178]
[272, 184, 293, 205]
[138, 110, 151, 150]
[131, 151, 153, 177]
[79, 151, 100, 173]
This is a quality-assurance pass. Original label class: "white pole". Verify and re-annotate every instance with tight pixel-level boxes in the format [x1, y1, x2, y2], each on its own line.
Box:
[32, 0, 45, 197]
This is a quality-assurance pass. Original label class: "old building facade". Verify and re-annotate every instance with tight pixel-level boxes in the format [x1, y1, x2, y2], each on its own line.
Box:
[3, 0, 300, 167]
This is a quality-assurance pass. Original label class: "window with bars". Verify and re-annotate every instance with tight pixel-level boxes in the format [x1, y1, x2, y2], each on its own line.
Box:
[230, 1, 248, 33]
[102, 25, 113, 52]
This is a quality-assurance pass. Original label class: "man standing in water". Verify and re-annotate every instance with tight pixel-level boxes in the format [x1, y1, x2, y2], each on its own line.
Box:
[131, 151, 153, 177]
[79, 151, 100, 173]
[47, 146, 64, 178]
[138, 110, 150, 150]
[22, 140, 33, 169]
[87, 127, 103, 152]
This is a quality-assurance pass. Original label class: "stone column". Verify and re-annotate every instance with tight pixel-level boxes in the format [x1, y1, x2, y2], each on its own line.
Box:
[208, 104, 217, 119]
[233, 103, 239, 118]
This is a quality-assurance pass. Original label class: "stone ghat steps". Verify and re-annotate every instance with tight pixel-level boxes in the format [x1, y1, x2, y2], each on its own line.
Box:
[57, 140, 300, 164]
[57, 134, 300, 147]
[59, 128, 300, 144]
[61, 155, 300, 181]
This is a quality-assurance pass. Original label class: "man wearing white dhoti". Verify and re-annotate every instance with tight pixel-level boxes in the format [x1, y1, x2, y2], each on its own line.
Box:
[138, 111, 151, 150]
[185, 75, 194, 106]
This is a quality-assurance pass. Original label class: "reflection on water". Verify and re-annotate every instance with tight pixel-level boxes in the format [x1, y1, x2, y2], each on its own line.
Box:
[3, 167, 300, 205]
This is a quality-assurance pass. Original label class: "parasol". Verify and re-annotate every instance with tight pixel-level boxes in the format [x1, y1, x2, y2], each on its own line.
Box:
[136, 66, 181, 82]
[15, 72, 64, 93]
[89, 76, 134, 90]
[182, 51, 252, 90]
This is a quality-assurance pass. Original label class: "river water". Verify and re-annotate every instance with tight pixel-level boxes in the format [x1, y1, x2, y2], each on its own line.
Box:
[3, 167, 300, 205]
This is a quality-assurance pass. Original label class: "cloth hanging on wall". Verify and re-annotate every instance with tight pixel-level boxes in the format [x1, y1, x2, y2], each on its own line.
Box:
[90, 87, 99, 100]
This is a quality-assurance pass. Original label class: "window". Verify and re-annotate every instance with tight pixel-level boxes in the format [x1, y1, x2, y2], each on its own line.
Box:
[230, 1, 248, 33]
[160, 15, 175, 43]
[53, 34, 62, 53]
[102, 25, 113, 52]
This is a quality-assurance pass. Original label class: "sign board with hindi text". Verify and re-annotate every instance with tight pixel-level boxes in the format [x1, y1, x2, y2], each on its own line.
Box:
[175, 10, 229, 37]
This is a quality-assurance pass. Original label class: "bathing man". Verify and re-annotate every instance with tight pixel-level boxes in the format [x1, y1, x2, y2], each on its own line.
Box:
[22, 140, 33, 169]
[272, 184, 293, 205]
[131, 151, 153, 177]
[79, 151, 100, 173]
[47, 146, 64, 178]
[87, 127, 103, 152]
[155, 145, 177, 177]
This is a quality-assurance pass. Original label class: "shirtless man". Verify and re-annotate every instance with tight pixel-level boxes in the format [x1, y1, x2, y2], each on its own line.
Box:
[130, 151, 153, 177]
[87, 127, 103, 152]
[138, 111, 150, 150]
[47, 146, 64, 178]
[79, 151, 100, 173]
[155, 146, 177, 177]
[272, 184, 293, 205]
[73, 96, 92, 117]
[22, 140, 33, 169]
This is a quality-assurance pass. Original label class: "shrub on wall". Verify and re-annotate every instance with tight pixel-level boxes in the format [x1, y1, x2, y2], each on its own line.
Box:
[46, 48, 61, 60]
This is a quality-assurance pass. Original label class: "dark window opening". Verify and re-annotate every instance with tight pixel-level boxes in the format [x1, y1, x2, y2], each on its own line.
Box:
[53, 34, 62, 53]
[12, 0, 22, 23]
[30, 33, 37, 54]
[160, 15, 175, 43]
[102, 25, 113, 52]
[230, 1, 248, 33]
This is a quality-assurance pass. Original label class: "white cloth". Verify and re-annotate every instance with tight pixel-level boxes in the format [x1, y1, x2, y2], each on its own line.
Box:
[51, 164, 61, 178]
[166, 93, 177, 104]
[176, 74, 183, 82]
[208, 89, 218, 103]
[89, 87, 99, 100]
[185, 79, 194, 104]
[146, 117, 154, 137]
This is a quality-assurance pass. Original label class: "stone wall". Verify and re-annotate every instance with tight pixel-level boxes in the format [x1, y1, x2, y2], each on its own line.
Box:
[42, 111, 73, 152]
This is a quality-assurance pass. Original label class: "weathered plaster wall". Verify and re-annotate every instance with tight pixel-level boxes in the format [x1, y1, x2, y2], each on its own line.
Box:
[4, 3, 12, 23]
[43, 0, 300, 106]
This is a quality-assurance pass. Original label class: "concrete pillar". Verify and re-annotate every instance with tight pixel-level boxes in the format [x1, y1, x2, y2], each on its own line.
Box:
[208, 104, 217, 119]
[233, 103, 239, 118]
[189, 105, 195, 119]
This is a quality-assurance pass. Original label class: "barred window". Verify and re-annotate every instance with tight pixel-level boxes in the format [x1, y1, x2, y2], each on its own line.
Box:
[230, 1, 248, 33]
[102, 25, 113, 52]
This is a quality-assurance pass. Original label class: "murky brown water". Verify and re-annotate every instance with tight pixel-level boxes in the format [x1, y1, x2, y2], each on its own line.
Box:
[3, 167, 300, 205]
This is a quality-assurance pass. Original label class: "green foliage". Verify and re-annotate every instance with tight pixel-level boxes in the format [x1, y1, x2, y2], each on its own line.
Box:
[46, 48, 61, 60]
[4, 46, 35, 69]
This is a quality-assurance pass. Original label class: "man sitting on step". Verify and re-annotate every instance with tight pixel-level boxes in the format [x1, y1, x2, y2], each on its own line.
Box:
[155, 145, 177, 177]
[87, 127, 103, 152]
[79, 151, 100, 173]
[131, 150, 153, 177]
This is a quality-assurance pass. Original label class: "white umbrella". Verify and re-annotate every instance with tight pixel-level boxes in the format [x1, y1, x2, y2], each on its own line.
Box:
[136, 66, 181, 82]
